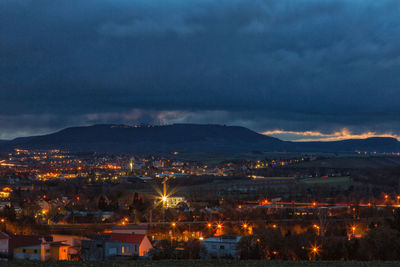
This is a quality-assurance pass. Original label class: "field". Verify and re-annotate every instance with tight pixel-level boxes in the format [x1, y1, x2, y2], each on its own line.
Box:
[302, 176, 352, 185]
[4, 260, 400, 267]
[292, 157, 400, 169]
[301, 176, 352, 190]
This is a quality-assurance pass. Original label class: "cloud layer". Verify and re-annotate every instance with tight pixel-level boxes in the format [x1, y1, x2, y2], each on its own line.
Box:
[1, 0, 400, 139]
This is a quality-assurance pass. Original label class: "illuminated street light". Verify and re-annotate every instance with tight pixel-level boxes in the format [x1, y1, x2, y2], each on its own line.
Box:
[352, 225, 356, 235]
[207, 223, 212, 228]
[171, 222, 176, 228]
[309, 244, 320, 260]
[313, 224, 320, 235]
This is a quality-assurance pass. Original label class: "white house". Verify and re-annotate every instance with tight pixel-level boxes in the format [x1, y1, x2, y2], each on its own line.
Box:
[163, 196, 186, 208]
[109, 233, 153, 256]
[0, 232, 9, 256]
[201, 235, 242, 259]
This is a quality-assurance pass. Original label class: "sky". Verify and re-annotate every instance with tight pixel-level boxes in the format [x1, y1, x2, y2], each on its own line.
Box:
[1, 0, 400, 141]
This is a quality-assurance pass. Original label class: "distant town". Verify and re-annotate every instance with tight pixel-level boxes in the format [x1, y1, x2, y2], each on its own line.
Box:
[0, 147, 400, 262]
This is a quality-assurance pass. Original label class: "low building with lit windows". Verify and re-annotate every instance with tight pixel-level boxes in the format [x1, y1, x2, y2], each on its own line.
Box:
[81, 233, 153, 260]
[13, 239, 50, 261]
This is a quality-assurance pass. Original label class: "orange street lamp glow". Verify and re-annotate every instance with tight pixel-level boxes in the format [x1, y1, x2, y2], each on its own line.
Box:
[310, 244, 320, 256]
[243, 223, 248, 229]
[272, 224, 277, 228]
[207, 223, 212, 228]
[217, 224, 222, 229]
[171, 222, 176, 227]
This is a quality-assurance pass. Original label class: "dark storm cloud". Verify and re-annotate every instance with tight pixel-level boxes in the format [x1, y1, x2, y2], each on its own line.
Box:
[1, 0, 400, 139]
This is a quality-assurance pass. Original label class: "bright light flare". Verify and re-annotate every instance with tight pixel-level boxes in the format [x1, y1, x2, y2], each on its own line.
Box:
[310, 244, 320, 255]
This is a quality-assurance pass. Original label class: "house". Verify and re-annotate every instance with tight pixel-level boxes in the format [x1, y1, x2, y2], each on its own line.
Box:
[13, 237, 50, 261]
[110, 233, 153, 256]
[201, 235, 242, 259]
[52, 234, 90, 260]
[0, 202, 11, 210]
[153, 196, 186, 208]
[8, 235, 48, 259]
[105, 239, 138, 258]
[81, 235, 138, 260]
[81, 236, 109, 260]
[81, 233, 153, 260]
[0, 232, 9, 259]
[49, 242, 69, 261]
[165, 196, 186, 208]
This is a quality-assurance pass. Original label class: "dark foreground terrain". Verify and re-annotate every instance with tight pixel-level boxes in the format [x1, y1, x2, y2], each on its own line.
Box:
[2, 261, 400, 267]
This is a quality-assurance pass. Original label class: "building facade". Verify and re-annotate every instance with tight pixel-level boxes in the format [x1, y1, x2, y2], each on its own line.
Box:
[201, 235, 241, 259]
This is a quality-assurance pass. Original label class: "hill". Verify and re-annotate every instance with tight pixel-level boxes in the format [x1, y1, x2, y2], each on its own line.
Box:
[0, 124, 284, 153]
[0, 124, 400, 153]
[292, 137, 400, 153]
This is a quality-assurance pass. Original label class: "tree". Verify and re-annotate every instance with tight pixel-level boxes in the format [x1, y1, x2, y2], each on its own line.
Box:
[98, 195, 108, 211]
[358, 226, 400, 260]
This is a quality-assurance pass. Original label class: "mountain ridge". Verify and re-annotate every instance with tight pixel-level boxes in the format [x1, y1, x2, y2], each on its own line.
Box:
[0, 124, 399, 153]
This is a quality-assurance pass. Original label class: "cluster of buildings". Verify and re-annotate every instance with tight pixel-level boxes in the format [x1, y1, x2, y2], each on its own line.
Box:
[0, 149, 238, 184]
[0, 225, 245, 261]
[0, 149, 318, 185]
[0, 225, 153, 261]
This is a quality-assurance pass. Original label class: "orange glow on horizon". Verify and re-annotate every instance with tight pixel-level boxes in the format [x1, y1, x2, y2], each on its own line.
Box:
[261, 128, 400, 142]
